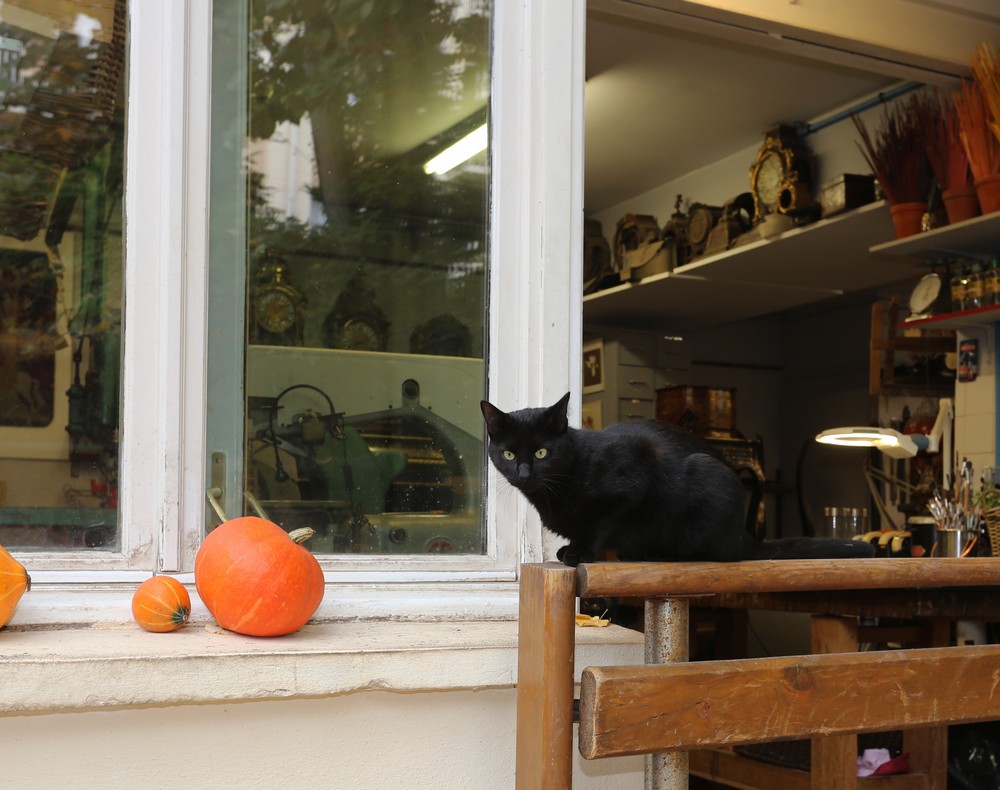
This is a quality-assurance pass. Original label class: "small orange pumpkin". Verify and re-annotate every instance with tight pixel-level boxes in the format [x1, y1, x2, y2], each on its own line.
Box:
[194, 517, 324, 637]
[132, 575, 191, 632]
[0, 544, 30, 629]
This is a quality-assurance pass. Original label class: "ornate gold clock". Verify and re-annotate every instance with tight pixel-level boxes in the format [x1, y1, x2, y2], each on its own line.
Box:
[250, 255, 306, 346]
[748, 125, 814, 223]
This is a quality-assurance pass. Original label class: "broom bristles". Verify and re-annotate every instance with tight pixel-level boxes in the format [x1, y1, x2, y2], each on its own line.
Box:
[971, 42, 1000, 146]
[954, 77, 1000, 180]
[852, 94, 932, 205]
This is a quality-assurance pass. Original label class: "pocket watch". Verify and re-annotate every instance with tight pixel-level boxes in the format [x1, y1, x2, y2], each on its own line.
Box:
[749, 125, 814, 223]
[250, 255, 306, 346]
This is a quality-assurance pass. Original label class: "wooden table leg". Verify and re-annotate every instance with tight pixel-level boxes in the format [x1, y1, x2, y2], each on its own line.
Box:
[516, 563, 578, 790]
[903, 618, 951, 789]
[810, 615, 859, 789]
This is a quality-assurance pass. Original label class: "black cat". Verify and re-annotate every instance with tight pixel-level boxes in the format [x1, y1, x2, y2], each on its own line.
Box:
[481, 392, 874, 565]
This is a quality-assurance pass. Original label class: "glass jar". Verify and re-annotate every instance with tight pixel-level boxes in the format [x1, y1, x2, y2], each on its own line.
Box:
[950, 263, 969, 312]
[986, 258, 1000, 306]
[966, 262, 985, 309]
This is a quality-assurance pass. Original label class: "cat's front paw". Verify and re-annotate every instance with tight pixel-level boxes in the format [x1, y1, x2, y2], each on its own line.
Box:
[557, 544, 595, 567]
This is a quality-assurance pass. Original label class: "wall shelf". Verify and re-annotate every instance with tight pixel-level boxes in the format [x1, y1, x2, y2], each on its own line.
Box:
[900, 304, 1000, 331]
[584, 201, 923, 333]
[871, 211, 1000, 263]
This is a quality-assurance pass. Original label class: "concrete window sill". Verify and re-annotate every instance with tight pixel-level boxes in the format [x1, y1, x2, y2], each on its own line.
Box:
[2, 619, 643, 715]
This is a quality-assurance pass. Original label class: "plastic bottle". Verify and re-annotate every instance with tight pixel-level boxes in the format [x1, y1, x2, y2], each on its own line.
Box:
[966, 262, 985, 309]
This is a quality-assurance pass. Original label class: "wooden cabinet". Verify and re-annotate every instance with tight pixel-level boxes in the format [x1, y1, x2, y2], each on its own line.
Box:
[583, 330, 688, 426]
[867, 212, 1000, 393]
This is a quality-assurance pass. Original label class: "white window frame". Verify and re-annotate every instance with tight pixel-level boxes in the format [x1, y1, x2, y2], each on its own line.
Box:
[19, 0, 585, 621]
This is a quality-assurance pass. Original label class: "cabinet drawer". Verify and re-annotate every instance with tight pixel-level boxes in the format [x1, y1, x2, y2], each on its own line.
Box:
[613, 332, 655, 366]
[618, 398, 654, 421]
[617, 367, 655, 399]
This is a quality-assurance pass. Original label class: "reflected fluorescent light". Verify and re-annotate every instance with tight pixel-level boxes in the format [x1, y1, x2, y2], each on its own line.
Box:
[815, 427, 920, 459]
[424, 123, 488, 175]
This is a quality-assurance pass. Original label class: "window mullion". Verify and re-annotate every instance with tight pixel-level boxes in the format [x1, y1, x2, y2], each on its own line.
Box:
[120, 0, 207, 573]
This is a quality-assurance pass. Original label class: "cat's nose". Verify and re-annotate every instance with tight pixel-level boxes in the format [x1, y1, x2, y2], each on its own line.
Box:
[517, 463, 531, 481]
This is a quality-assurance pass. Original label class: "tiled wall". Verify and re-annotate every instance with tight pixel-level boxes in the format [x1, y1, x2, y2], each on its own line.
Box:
[954, 324, 998, 476]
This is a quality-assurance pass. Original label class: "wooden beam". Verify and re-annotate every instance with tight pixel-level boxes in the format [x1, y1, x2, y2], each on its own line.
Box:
[690, 749, 929, 790]
[578, 644, 1000, 759]
[576, 558, 1000, 599]
[809, 616, 859, 788]
[690, 748, 810, 790]
[699, 588, 1000, 619]
[515, 563, 577, 790]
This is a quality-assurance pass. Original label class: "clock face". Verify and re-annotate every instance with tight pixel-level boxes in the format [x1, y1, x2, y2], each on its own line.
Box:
[754, 151, 785, 211]
[337, 318, 383, 351]
[688, 207, 713, 246]
[255, 289, 297, 333]
[909, 273, 942, 315]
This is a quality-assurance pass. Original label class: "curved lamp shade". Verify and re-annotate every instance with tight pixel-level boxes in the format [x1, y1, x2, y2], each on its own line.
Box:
[815, 398, 954, 487]
[815, 427, 922, 459]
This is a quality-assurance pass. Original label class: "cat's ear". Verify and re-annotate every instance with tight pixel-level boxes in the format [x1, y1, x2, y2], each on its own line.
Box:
[480, 400, 507, 437]
[544, 392, 571, 433]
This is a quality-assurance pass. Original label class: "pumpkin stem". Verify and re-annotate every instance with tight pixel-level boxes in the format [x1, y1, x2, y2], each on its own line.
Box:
[289, 527, 316, 545]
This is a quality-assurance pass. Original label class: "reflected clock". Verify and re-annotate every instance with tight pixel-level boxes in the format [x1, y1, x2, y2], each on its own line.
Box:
[324, 275, 390, 352]
[250, 255, 306, 346]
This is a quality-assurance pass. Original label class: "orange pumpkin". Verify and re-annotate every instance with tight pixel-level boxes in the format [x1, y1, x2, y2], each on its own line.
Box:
[194, 517, 324, 637]
[0, 544, 29, 629]
[132, 575, 191, 632]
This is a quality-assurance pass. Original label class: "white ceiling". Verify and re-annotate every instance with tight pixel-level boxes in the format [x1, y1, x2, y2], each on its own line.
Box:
[583, 10, 905, 214]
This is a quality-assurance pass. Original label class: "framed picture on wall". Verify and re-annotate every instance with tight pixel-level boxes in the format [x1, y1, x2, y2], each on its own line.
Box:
[582, 338, 604, 395]
[581, 398, 602, 431]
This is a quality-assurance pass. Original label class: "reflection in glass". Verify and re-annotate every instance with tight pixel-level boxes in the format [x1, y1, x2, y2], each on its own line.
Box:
[0, 1, 125, 551]
[212, 1, 492, 555]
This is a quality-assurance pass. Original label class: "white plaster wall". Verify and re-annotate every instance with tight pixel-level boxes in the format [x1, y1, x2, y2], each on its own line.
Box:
[1, 690, 642, 790]
[955, 325, 998, 473]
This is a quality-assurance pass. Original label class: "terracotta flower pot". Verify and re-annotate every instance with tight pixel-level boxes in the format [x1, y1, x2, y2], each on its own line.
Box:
[889, 202, 927, 239]
[974, 174, 1000, 215]
[942, 187, 980, 225]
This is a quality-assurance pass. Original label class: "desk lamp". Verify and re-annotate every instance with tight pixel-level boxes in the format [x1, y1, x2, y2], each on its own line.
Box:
[814, 399, 954, 533]
[816, 398, 954, 489]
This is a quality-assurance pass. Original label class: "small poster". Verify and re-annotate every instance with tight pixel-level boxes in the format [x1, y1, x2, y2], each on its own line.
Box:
[958, 338, 978, 382]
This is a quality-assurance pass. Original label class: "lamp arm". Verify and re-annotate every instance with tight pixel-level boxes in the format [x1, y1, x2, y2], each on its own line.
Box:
[863, 461, 902, 531]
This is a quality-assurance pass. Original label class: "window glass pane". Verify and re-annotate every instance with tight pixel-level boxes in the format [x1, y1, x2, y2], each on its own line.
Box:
[0, 1, 125, 551]
[209, 1, 491, 555]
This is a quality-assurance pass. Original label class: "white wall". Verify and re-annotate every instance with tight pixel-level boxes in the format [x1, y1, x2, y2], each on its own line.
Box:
[0, 690, 642, 790]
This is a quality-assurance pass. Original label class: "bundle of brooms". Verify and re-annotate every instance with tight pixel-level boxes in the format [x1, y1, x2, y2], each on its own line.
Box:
[954, 77, 1000, 184]
[852, 94, 932, 208]
[971, 43, 1000, 149]
[916, 90, 978, 223]
[958, 43, 1000, 215]
[917, 91, 973, 192]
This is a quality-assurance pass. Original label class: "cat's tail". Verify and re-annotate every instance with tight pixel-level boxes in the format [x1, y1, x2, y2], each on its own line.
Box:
[746, 536, 875, 560]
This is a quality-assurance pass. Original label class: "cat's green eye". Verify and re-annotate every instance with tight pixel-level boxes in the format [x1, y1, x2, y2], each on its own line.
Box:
[502, 450, 516, 461]
[535, 448, 548, 459]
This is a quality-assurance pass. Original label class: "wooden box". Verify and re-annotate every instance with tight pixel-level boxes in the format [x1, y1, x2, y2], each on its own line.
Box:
[656, 385, 736, 436]
[820, 174, 876, 217]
